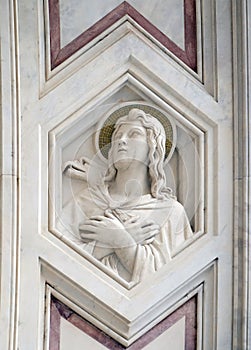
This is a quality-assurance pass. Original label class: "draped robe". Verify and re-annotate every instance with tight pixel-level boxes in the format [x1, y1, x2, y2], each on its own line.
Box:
[58, 185, 193, 282]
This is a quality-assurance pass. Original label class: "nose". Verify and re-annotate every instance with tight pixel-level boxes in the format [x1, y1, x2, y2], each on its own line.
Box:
[118, 137, 127, 146]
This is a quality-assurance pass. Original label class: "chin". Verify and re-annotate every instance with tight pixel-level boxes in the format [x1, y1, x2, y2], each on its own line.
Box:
[113, 159, 132, 170]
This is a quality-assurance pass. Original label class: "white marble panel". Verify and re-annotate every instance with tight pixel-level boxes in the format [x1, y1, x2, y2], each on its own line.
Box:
[129, 0, 184, 48]
[60, 317, 106, 350]
[59, 0, 185, 49]
[59, 315, 185, 349]
[144, 317, 185, 350]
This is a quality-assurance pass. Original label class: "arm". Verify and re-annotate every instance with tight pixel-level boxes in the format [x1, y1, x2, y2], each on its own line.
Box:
[79, 212, 137, 273]
[79, 212, 159, 274]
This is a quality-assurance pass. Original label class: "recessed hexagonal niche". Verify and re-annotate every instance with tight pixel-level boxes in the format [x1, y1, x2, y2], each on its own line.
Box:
[48, 77, 206, 288]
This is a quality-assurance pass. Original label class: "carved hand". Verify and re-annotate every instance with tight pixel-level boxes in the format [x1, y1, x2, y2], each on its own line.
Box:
[79, 211, 135, 249]
[124, 217, 160, 244]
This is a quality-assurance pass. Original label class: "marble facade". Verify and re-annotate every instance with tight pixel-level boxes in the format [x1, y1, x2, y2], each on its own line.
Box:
[0, 0, 250, 349]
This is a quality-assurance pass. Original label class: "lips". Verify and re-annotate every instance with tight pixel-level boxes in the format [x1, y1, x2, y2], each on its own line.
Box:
[118, 148, 127, 152]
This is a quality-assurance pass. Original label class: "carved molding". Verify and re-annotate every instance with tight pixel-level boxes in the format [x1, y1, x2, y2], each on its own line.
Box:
[48, 0, 197, 71]
[232, 0, 251, 348]
[0, 1, 19, 349]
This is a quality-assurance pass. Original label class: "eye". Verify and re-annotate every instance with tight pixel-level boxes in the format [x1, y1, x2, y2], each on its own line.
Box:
[114, 132, 122, 140]
[130, 130, 142, 138]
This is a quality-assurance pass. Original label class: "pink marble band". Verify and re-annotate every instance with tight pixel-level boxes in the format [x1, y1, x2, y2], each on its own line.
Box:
[49, 295, 197, 349]
[48, 0, 197, 71]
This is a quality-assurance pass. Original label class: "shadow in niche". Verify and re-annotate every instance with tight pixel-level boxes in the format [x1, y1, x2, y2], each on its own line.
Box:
[49, 294, 197, 349]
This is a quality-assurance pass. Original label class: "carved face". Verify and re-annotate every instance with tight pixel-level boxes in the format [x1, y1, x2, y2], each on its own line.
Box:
[111, 120, 150, 170]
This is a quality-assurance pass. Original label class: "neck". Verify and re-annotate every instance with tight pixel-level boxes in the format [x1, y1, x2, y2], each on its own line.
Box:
[109, 162, 151, 200]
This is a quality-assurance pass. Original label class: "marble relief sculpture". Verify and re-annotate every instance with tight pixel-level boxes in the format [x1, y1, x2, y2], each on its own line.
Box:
[60, 107, 193, 283]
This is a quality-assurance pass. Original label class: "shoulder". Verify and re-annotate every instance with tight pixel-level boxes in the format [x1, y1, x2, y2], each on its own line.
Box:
[171, 199, 186, 213]
[160, 197, 189, 225]
[161, 197, 185, 212]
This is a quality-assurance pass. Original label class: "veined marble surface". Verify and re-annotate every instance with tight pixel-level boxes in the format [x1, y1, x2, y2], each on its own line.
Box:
[0, 0, 242, 348]
[60, 317, 107, 350]
[60, 314, 185, 350]
[59, 0, 185, 49]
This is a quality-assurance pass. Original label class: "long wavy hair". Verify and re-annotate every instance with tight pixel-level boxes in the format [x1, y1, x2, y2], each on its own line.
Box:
[105, 108, 174, 200]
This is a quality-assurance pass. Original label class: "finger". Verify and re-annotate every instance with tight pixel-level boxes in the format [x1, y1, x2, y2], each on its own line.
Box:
[104, 211, 121, 223]
[148, 229, 159, 236]
[104, 210, 115, 219]
[80, 222, 97, 228]
[79, 224, 97, 232]
[143, 229, 159, 238]
[141, 225, 160, 234]
[135, 228, 159, 242]
[139, 230, 159, 240]
[142, 237, 155, 244]
[141, 220, 156, 227]
[80, 232, 97, 240]
[89, 215, 105, 221]
[81, 219, 103, 226]
[150, 224, 160, 231]
[124, 216, 140, 224]
[126, 222, 141, 230]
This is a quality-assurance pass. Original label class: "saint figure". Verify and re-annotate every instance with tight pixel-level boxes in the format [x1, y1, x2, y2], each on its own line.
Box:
[60, 108, 193, 282]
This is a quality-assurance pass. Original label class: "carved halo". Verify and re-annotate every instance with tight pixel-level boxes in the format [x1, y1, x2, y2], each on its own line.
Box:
[96, 103, 177, 163]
